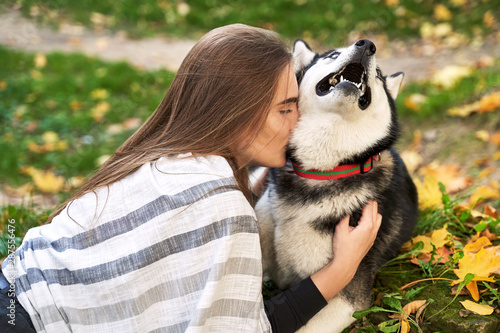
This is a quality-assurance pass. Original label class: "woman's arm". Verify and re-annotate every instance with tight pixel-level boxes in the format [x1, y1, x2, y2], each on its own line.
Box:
[312, 201, 382, 301]
[264, 201, 382, 332]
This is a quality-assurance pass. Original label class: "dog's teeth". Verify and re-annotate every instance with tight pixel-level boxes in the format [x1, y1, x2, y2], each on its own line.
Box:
[341, 75, 344, 82]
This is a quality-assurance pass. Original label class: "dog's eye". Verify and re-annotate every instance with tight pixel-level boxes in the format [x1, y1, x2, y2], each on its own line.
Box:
[330, 52, 340, 60]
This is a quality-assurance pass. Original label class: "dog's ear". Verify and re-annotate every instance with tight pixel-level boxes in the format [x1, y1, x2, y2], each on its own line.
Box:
[293, 39, 316, 73]
[386, 72, 404, 100]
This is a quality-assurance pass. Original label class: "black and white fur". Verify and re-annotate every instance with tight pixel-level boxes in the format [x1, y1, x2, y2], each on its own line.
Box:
[255, 39, 418, 332]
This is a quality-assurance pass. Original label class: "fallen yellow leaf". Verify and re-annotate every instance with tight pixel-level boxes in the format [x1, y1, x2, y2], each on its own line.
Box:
[30, 169, 65, 193]
[490, 132, 500, 146]
[483, 11, 495, 28]
[460, 300, 494, 315]
[432, 65, 472, 88]
[478, 92, 500, 113]
[91, 88, 109, 100]
[405, 227, 452, 254]
[448, 101, 480, 117]
[478, 167, 494, 180]
[475, 130, 490, 142]
[34, 53, 47, 68]
[466, 280, 480, 302]
[469, 183, 500, 205]
[453, 247, 500, 285]
[92, 101, 111, 121]
[0, 80, 7, 91]
[418, 162, 472, 193]
[414, 174, 443, 210]
[464, 237, 492, 252]
[400, 151, 423, 174]
[404, 93, 427, 111]
[400, 319, 411, 333]
[434, 4, 452, 21]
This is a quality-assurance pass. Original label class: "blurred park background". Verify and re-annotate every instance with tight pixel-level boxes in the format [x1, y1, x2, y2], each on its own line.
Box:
[1, 0, 500, 331]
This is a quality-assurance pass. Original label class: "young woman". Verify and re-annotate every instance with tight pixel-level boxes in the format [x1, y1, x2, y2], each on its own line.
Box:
[0, 24, 381, 332]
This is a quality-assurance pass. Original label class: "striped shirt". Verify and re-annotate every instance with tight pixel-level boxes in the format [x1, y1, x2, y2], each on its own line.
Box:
[2, 154, 272, 332]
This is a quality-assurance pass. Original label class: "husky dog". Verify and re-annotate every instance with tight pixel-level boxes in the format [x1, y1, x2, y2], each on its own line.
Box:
[255, 39, 418, 332]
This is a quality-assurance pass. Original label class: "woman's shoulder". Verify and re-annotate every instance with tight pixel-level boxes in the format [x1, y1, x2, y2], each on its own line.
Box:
[145, 154, 237, 193]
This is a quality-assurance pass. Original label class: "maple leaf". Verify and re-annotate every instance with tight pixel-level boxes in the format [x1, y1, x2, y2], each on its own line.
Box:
[413, 175, 442, 210]
[452, 245, 500, 286]
[403, 227, 452, 254]
[460, 300, 495, 315]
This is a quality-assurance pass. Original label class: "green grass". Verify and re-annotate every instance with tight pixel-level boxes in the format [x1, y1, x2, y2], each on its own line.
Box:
[0, 46, 174, 188]
[3, 0, 498, 45]
[0, 205, 51, 258]
[396, 59, 500, 120]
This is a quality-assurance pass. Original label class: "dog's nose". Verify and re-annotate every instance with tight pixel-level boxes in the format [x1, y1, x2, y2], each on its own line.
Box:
[354, 39, 376, 56]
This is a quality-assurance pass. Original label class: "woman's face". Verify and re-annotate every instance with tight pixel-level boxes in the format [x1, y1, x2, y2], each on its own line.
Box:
[236, 66, 299, 168]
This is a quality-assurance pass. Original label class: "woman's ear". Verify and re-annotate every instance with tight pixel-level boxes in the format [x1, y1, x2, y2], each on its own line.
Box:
[293, 39, 316, 73]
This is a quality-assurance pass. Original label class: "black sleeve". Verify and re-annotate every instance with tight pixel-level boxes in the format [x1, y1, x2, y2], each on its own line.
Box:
[264, 277, 328, 332]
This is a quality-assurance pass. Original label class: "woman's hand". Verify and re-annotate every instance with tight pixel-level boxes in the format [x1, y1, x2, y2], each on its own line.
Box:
[311, 200, 382, 301]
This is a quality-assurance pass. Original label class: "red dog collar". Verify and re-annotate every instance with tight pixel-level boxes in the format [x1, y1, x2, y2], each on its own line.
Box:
[292, 155, 379, 180]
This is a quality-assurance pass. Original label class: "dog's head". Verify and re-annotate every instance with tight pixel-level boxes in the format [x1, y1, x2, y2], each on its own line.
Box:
[289, 39, 404, 170]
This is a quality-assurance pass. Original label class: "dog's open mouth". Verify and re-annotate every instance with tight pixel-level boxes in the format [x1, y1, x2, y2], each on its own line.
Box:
[316, 62, 372, 110]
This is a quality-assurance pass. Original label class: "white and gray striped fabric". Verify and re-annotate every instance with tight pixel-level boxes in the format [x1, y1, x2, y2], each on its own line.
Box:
[3, 154, 271, 332]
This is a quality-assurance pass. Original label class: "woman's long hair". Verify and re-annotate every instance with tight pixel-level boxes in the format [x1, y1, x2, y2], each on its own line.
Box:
[48, 24, 292, 222]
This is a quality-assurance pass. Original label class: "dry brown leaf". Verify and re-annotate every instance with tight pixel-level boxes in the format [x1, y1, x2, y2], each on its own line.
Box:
[484, 205, 499, 219]
[411, 246, 452, 265]
[389, 300, 427, 320]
